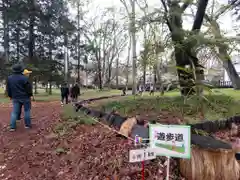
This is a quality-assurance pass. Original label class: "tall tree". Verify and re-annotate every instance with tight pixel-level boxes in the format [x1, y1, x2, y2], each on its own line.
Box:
[2, 0, 9, 62]
[81, 8, 127, 89]
[204, 16, 240, 89]
[157, 0, 209, 96]
[120, 0, 137, 95]
[28, 0, 36, 60]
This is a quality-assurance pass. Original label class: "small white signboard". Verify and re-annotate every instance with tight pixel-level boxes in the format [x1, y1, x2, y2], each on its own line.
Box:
[129, 148, 156, 163]
[149, 124, 191, 159]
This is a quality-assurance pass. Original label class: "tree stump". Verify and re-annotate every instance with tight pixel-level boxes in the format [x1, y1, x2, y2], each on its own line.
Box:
[179, 134, 240, 180]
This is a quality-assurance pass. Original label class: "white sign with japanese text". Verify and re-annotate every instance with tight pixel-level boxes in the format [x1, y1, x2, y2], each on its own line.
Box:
[129, 148, 156, 163]
[149, 124, 191, 159]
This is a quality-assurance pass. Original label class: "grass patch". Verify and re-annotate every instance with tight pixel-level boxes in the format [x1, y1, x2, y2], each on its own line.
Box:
[80, 89, 121, 100]
[211, 88, 240, 100]
[0, 88, 121, 103]
[0, 94, 61, 103]
[0, 88, 61, 103]
[91, 91, 240, 123]
[55, 104, 96, 136]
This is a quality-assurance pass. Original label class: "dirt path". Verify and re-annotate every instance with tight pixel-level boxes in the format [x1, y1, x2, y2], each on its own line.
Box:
[0, 101, 63, 180]
[0, 102, 136, 180]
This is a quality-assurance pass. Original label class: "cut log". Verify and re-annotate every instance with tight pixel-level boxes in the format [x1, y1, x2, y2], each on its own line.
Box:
[119, 117, 137, 137]
[180, 135, 240, 180]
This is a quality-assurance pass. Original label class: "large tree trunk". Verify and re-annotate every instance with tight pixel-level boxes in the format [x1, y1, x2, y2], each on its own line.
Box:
[16, 25, 20, 61]
[77, 2, 80, 82]
[48, 13, 53, 95]
[101, 33, 107, 85]
[64, 34, 69, 83]
[222, 58, 240, 89]
[142, 26, 147, 85]
[3, 0, 9, 62]
[166, 0, 208, 96]
[168, 1, 194, 95]
[116, 56, 119, 89]
[107, 65, 112, 88]
[143, 63, 147, 85]
[125, 35, 131, 91]
[45, 85, 48, 93]
[2, 0, 9, 96]
[28, 0, 35, 60]
[153, 65, 157, 86]
[97, 62, 103, 90]
[77, 3, 81, 95]
[49, 81, 52, 95]
[96, 50, 103, 90]
[130, 0, 137, 95]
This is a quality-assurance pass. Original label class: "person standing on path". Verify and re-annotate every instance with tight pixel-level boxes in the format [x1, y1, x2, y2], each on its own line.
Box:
[71, 83, 80, 102]
[138, 84, 143, 96]
[149, 83, 154, 96]
[60, 82, 69, 105]
[16, 69, 33, 121]
[7, 64, 33, 131]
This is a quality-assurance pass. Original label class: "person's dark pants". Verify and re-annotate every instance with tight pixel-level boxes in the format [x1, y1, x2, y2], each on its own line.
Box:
[17, 103, 23, 120]
[61, 95, 68, 104]
[72, 94, 78, 102]
[122, 90, 126, 96]
[10, 99, 31, 129]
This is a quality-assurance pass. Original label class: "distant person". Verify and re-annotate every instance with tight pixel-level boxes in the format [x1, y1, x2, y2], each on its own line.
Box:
[61, 82, 69, 105]
[138, 85, 143, 96]
[16, 69, 32, 121]
[71, 83, 80, 102]
[122, 87, 126, 96]
[69, 84, 73, 101]
[149, 84, 154, 96]
[7, 64, 33, 131]
[160, 85, 165, 96]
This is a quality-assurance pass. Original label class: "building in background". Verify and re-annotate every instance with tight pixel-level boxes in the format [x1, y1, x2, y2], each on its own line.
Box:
[223, 55, 240, 82]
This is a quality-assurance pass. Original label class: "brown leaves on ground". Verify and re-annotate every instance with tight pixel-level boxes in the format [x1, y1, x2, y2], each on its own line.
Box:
[0, 101, 183, 180]
[214, 123, 240, 150]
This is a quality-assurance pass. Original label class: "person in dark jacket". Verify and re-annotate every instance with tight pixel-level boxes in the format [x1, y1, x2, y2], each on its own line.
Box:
[71, 83, 80, 102]
[7, 64, 33, 131]
[61, 82, 69, 105]
[16, 69, 33, 121]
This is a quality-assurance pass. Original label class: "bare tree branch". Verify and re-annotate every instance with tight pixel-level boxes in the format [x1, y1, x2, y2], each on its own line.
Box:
[214, 0, 238, 19]
[160, 0, 173, 32]
[120, 0, 130, 16]
[181, 0, 194, 12]
[191, 0, 209, 31]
